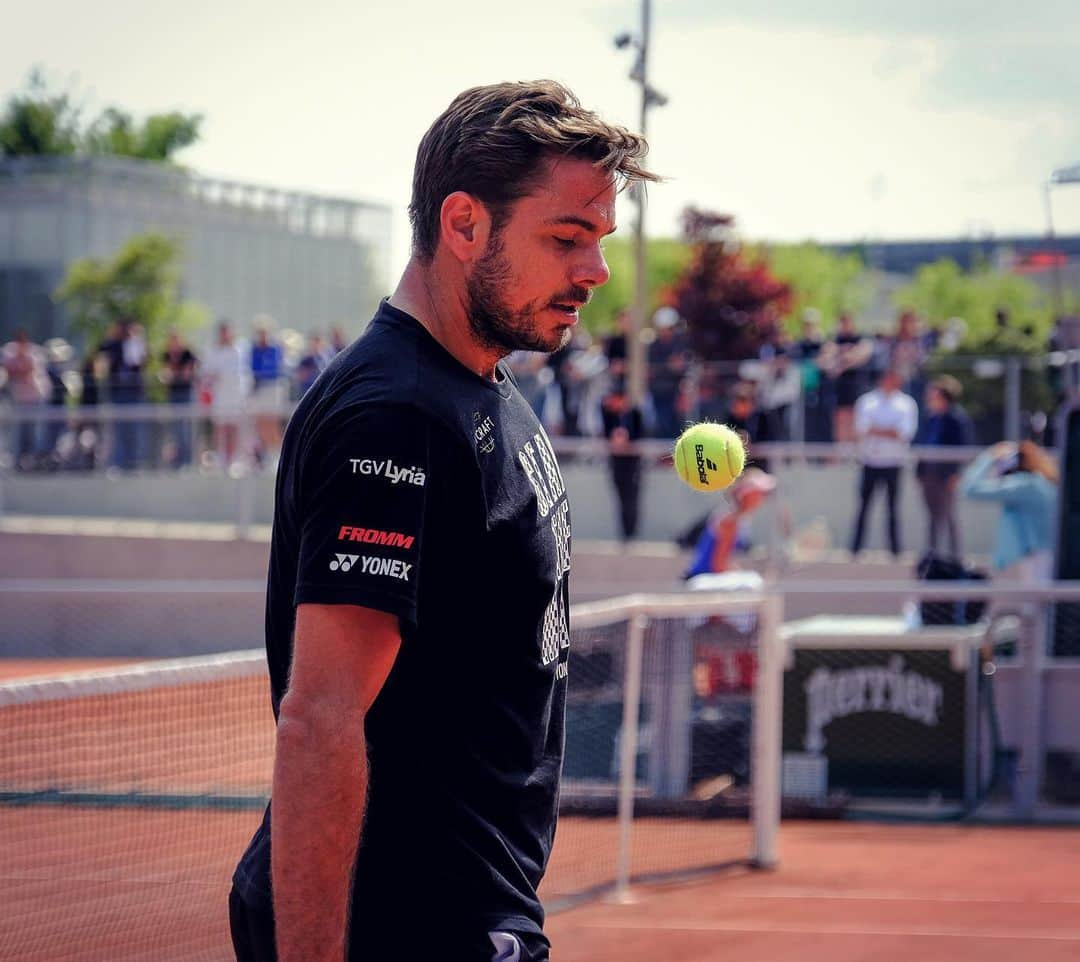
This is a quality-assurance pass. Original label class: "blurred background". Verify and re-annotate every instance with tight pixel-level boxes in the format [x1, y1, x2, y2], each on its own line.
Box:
[2, 3, 1080, 962]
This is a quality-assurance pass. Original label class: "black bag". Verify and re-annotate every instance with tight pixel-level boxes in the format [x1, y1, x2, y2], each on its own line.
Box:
[916, 552, 988, 626]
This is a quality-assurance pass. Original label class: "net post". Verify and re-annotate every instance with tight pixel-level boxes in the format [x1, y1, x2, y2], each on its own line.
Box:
[751, 590, 784, 869]
[614, 612, 648, 903]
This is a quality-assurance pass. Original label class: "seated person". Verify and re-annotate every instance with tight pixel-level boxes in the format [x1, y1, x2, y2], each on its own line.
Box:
[684, 468, 777, 583]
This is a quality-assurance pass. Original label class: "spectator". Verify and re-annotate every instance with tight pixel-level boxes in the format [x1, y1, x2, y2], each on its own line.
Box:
[249, 324, 286, 467]
[603, 309, 630, 378]
[850, 368, 918, 558]
[683, 468, 777, 579]
[725, 381, 774, 471]
[757, 340, 800, 443]
[42, 340, 72, 466]
[294, 333, 331, 397]
[792, 309, 830, 443]
[100, 319, 147, 471]
[329, 325, 349, 356]
[959, 440, 1058, 583]
[505, 350, 550, 420]
[914, 376, 973, 558]
[820, 311, 872, 444]
[888, 309, 929, 402]
[600, 377, 646, 542]
[647, 307, 690, 439]
[161, 330, 198, 468]
[201, 320, 250, 470]
[1, 330, 48, 470]
[545, 328, 591, 436]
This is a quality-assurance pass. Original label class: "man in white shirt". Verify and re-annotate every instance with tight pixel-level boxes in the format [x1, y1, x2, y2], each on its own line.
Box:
[850, 367, 918, 557]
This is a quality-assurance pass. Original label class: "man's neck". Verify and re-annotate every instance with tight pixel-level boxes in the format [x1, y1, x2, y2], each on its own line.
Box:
[389, 259, 502, 381]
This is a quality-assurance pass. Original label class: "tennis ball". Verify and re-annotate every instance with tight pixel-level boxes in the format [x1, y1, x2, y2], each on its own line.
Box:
[673, 423, 746, 493]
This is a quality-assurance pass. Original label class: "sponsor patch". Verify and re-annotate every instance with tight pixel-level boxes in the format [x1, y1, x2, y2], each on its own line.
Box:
[337, 526, 415, 550]
[329, 553, 412, 581]
[348, 458, 426, 487]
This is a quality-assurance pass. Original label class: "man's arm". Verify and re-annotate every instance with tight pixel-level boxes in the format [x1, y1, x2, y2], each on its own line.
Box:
[272, 603, 402, 962]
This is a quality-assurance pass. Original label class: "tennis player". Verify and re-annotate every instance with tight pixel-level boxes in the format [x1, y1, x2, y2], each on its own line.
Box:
[230, 81, 655, 962]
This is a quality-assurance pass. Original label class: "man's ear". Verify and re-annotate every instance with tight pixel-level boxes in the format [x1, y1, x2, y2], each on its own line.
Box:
[438, 191, 491, 264]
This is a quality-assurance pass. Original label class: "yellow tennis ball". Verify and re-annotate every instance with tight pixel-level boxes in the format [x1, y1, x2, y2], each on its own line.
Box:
[673, 423, 746, 492]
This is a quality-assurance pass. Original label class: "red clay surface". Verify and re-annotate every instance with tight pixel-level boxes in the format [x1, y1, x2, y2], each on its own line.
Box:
[0, 658, 143, 680]
[6, 659, 1080, 962]
[547, 822, 1080, 962]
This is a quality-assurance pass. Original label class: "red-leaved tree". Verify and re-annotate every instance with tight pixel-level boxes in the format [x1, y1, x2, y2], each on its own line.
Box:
[670, 207, 792, 361]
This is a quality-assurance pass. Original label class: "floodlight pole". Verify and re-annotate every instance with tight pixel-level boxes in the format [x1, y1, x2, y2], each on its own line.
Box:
[616, 0, 664, 410]
[628, 0, 652, 411]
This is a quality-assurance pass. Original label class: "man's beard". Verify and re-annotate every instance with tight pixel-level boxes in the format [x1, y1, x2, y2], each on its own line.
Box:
[466, 232, 585, 355]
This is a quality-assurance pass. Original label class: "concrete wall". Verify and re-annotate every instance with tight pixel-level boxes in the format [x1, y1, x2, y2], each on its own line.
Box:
[0, 459, 1003, 558]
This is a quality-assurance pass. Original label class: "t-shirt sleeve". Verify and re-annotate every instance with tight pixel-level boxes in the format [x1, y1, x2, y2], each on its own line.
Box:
[293, 403, 436, 624]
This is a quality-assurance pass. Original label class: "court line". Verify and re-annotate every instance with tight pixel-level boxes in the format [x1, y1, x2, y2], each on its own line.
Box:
[721, 886, 1080, 906]
[583, 919, 1080, 942]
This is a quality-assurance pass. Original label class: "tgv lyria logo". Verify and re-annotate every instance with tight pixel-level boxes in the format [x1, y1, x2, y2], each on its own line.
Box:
[330, 554, 359, 572]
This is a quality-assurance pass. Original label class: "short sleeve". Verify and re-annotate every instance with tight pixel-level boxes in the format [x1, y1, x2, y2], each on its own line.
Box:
[294, 404, 435, 624]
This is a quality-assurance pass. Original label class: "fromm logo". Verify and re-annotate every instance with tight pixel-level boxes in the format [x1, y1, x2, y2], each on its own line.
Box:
[337, 526, 415, 550]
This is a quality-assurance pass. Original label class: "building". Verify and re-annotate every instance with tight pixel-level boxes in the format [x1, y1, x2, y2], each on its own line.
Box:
[0, 156, 391, 343]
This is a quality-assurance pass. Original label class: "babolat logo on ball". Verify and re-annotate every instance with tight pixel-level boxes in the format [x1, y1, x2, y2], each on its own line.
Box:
[695, 443, 718, 485]
[349, 458, 426, 486]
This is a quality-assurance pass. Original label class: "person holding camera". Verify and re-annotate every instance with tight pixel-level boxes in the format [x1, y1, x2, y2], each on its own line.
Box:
[959, 440, 1058, 582]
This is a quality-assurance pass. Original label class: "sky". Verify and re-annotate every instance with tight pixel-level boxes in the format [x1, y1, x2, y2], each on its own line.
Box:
[4, 0, 1080, 278]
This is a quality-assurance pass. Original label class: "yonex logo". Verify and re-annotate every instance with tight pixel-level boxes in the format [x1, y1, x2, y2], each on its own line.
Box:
[330, 554, 359, 572]
[337, 526, 415, 550]
[695, 443, 717, 485]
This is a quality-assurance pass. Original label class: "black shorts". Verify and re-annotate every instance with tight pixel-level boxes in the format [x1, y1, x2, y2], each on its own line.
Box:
[229, 888, 550, 962]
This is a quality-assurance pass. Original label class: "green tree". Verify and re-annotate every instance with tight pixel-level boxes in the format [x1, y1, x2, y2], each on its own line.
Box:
[578, 236, 691, 335]
[1, 69, 201, 162]
[760, 242, 871, 332]
[84, 108, 202, 162]
[0, 69, 81, 157]
[54, 233, 207, 393]
[894, 258, 1061, 439]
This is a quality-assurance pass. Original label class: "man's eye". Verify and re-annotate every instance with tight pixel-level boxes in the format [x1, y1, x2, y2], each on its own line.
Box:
[554, 237, 576, 249]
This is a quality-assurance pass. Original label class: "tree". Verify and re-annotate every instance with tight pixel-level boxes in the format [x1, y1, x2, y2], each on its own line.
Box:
[579, 235, 692, 335]
[894, 258, 1060, 439]
[1, 69, 201, 163]
[84, 108, 202, 163]
[54, 232, 207, 376]
[0, 69, 81, 158]
[669, 207, 791, 361]
[760, 242, 871, 332]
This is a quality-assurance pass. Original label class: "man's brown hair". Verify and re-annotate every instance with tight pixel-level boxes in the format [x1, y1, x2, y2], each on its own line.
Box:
[409, 80, 656, 262]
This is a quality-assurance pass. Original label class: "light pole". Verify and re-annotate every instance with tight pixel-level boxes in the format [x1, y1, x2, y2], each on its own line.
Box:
[1045, 163, 1080, 319]
[615, 0, 667, 409]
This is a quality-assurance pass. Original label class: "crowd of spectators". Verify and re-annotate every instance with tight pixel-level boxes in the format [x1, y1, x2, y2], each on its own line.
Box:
[0, 319, 351, 474]
[0, 304, 1065, 570]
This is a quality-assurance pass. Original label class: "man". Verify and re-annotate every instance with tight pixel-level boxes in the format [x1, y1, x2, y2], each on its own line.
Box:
[161, 329, 198, 468]
[849, 367, 918, 557]
[249, 323, 286, 466]
[1, 329, 48, 469]
[600, 376, 645, 541]
[915, 375, 973, 558]
[202, 320, 250, 470]
[230, 80, 653, 962]
[646, 306, 689, 439]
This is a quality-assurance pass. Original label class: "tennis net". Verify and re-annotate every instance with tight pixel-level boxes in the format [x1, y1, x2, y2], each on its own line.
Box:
[1, 591, 774, 960]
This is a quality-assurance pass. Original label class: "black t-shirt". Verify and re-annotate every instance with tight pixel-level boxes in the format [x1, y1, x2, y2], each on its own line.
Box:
[233, 301, 572, 949]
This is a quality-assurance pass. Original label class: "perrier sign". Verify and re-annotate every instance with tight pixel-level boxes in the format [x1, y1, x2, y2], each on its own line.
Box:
[782, 648, 968, 798]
